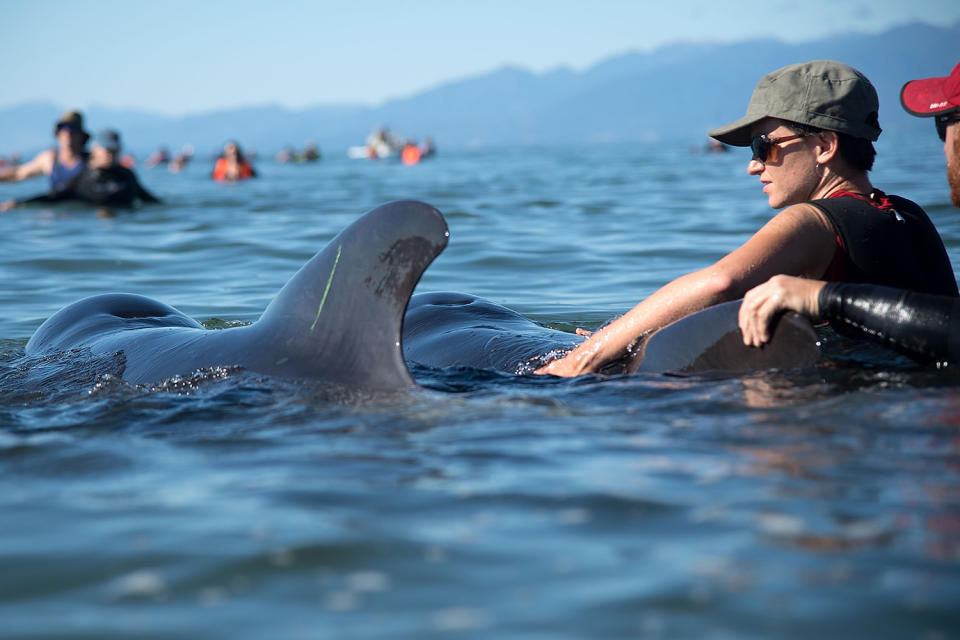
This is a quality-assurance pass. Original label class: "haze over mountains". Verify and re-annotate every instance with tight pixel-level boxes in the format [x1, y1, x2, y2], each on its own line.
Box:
[3, 21, 958, 156]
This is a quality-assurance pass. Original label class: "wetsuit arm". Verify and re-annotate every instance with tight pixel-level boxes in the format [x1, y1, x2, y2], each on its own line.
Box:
[21, 192, 68, 203]
[135, 179, 161, 203]
[0, 189, 70, 211]
[819, 282, 960, 363]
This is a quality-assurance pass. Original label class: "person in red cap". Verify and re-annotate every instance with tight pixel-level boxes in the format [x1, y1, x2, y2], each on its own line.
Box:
[901, 61, 960, 206]
[538, 60, 957, 377]
[738, 61, 960, 364]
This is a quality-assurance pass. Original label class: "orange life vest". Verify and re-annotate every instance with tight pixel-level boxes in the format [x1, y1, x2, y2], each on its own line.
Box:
[401, 145, 422, 166]
[212, 157, 254, 181]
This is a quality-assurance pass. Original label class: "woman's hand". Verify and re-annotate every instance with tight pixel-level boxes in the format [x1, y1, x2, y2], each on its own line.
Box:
[739, 275, 825, 347]
[535, 355, 585, 377]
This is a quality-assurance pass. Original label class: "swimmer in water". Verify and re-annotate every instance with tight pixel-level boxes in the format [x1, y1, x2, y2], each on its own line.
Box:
[212, 141, 257, 182]
[739, 61, 960, 364]
[168, 144, 194, 173]
[145, 146, 170, 168]
[0, 110, 89, 195]
[538, 60, 957, 377]
[2, 129, 161, 211]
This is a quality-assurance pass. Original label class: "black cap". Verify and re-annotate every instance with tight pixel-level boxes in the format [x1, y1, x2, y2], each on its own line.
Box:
[95, 129, 121, 152]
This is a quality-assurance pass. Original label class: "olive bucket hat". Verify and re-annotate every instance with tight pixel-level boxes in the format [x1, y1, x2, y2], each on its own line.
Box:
[54, 110, 90, 140]
[709, 60, 882, 146]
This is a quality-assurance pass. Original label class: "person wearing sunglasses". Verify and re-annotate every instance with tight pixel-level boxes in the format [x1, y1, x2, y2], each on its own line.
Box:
[909, 62, 960, 209]
[738, 61, 960, 364]
[0, 110, 90, 196]
[3, 129, 162, 213]
[538, 60, 957, 377]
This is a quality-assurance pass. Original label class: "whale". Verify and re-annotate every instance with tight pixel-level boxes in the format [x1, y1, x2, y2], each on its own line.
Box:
[25, 199, 820, 390]
[402, 291, 586, 374]
[403, 294, 820, 375]
[25, 200, 449, 390]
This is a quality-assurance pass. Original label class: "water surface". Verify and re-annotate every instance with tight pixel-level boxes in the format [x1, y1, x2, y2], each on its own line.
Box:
[1, 136, 958, 639]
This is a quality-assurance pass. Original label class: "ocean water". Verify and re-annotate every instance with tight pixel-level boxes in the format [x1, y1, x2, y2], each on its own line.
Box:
[1, 135, 959, 639]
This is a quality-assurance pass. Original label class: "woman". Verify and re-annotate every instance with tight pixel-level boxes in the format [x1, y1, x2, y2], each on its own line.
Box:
[212, 141, 256, 182]
[0, 110, 89, 198]
[737, 61, 960, 365]
[538, 60, 957, 377]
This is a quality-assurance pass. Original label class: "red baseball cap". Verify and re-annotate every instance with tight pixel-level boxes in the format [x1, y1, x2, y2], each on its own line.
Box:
[900, 61, 960, 117]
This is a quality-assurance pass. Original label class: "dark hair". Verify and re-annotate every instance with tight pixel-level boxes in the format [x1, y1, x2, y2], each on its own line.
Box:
[784, 122, 876, 172]
[224, 140, 247, 163]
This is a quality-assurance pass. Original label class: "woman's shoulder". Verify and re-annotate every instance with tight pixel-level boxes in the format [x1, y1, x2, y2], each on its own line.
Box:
[769, 201, 835, 231]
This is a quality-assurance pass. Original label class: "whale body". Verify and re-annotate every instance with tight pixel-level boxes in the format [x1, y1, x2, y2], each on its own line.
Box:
[26, 200, 449, 390]
[26, 200, 819, 390]
[403, 294, 820, 375]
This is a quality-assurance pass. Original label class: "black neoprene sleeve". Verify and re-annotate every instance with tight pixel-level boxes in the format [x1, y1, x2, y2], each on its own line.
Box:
[818, 282, 960, 363]
[21, 191, 69, 204]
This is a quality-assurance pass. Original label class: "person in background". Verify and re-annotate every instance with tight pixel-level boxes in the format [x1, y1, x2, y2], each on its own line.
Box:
[80, 129, 161, 205]
[419, 137, 436, 158]
[212, 141, 256, 182]
[169, 144, 194, 173]
[537, 60, 957, 377]
[0, 110, 89, 193]
[738, 61, 960, 364]
[0, 152, 21, 167]
[2, 129, 161, 211]
[301, 141, 321, 162]
[401, 141, 422, 165]
[706, 138, 728, 153]
[145, 146, 170, 168]
[275, 146, 295, 164]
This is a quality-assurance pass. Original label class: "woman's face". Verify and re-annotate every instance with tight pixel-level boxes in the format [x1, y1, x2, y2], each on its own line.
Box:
[746, 118, 821, 209]
[56, 125, 85, 151]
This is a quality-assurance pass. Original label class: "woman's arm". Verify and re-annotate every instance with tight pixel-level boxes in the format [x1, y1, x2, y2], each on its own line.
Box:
[820, 282, 960, 362]
[0, 150, 53, 183]
[132, 172, 161, 203]
[739, 275, 960, 363]
[537, 204, 837, 376]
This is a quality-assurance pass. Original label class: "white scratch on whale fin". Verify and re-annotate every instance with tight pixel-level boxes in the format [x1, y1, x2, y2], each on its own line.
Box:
[311, 245, 342, 332]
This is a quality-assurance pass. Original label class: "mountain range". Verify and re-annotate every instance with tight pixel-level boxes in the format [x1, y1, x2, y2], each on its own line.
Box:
[2, 21, 958, 156]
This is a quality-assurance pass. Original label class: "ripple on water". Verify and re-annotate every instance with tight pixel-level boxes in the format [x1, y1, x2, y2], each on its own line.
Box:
[1, 141, 958, 638]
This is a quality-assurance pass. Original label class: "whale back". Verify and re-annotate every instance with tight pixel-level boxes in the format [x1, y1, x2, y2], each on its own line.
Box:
[26, 293, 203, 357]
[403, 295, 819, 377]
[403, 291, 583, 373]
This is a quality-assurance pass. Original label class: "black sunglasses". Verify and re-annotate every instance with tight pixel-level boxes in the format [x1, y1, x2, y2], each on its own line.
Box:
[935, 113, 960, 142]
[749, 133, 807, 163]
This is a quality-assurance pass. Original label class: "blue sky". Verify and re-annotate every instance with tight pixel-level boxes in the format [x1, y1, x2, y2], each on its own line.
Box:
[3, 0, 959, 116]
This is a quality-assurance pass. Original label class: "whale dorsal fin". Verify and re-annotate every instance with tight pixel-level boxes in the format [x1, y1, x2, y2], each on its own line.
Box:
[248, 200, 449, 390]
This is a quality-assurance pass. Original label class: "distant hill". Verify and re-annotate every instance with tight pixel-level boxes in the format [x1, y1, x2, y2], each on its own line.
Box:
[2, 21, 958, 156]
